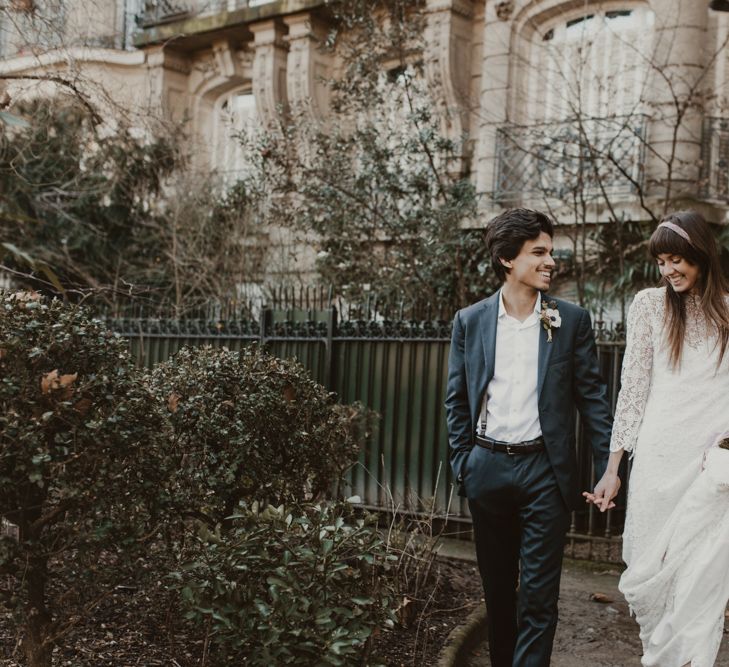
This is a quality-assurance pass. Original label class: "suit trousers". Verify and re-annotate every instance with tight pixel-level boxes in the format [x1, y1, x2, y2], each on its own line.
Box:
[465, 446, 570, 667]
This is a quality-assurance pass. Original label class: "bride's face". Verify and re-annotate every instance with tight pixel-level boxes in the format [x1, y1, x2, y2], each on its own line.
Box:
[656, 253, 701, 293]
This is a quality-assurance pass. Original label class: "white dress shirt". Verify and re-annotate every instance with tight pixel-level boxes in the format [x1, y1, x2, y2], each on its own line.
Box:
[477, 289, 542, 443]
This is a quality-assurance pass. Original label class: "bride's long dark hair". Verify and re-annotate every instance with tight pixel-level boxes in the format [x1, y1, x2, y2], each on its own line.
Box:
[648, 210, 729, 368]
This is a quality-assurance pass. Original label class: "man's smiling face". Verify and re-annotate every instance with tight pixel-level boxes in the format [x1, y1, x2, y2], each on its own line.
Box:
[501, 231, 556, 292]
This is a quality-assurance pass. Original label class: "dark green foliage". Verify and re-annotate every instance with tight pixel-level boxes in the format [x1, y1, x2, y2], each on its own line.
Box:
[0, 291, 173, 666]
[0, 299, 387, 664]
[152, 346, 388, 665]
[325, 0, 426, 112]
[0, 100, 178, 296]
[170, 501, 396, 666]
[584, 219, 661, 318]
[0, 100, 264, 310]
[149, 345, 367, 526]
[250, 86, 492, 308]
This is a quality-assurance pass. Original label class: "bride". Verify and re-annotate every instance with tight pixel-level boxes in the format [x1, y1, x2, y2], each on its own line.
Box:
[585, 210, 729, 666]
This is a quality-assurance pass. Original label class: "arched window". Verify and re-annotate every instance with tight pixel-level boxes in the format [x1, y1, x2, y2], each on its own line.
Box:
[519, 6, 654, 124]
[211, 89, 258, 186]
[383, 65, 418, 129]
[495, 5, 654, 202]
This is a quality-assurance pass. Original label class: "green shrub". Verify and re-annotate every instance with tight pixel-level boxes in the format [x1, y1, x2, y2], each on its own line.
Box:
[149, 345, 367, 526]
[0, 292, 173, 667]
[171, 501, 396, 665]
[0, 100, 179, 299]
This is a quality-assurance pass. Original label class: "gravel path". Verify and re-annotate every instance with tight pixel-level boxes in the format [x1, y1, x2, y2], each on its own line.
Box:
[463, 561, 729, 666]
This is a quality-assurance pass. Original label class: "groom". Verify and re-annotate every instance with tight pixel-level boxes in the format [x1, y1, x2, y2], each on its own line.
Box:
[445, 208, 620, 667]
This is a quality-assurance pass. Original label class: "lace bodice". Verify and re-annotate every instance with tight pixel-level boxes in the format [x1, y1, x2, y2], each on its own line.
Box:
[610, 288, 716, 456]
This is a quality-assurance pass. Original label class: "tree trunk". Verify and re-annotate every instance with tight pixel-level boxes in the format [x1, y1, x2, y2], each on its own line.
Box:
[22, 565, 52, 667]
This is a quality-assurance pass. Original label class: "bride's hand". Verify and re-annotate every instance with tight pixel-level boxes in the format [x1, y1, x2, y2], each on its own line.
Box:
[583, 471, 621, 512]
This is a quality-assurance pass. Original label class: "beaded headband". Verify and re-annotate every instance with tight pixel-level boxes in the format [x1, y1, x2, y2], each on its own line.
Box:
[657, 220, 694, 247]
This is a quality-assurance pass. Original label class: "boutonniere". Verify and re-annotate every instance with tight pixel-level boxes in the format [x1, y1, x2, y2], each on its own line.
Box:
[539, 300, 561, 342]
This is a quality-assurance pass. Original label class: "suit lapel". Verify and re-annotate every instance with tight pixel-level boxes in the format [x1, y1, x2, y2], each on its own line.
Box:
[474, 293, 499, 431]
[537, 293, 553, 397]
[479, 292, 499, 384]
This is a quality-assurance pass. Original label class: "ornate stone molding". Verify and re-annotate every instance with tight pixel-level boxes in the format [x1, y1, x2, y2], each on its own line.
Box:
[187, 41, 251, 107]
[212, 39, 238, 80]
[283, 12, 332, 122]
[144, 45, 192, 119]
[495, 1, 515, 21]
[145, 46, 192, 76]
[250, 18, 289, 127]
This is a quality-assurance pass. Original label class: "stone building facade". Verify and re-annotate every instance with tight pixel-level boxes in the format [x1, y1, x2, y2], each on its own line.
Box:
[2, 1, 729, 278]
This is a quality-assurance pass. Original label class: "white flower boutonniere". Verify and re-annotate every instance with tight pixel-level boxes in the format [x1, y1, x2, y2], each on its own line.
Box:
[540, 300, 561, 343]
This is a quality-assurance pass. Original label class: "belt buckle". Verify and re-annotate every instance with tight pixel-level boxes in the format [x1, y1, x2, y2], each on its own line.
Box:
[506, 444, 515, 455]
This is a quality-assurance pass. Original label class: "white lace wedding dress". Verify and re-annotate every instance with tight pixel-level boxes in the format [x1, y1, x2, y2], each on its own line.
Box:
[611, 287, 729, 667]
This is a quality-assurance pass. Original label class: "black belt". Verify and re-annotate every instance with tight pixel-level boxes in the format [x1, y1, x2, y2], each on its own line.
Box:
[475, 435, 545, 455]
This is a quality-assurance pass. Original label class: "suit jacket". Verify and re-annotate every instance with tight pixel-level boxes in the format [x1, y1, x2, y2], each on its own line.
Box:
[444, 291, 612, 510]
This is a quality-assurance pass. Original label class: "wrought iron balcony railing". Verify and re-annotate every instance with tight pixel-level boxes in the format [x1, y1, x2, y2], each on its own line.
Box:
[140, 0, 188, 26]
[140, 0, 275, 27]
[494, 115, 648, 204]
[700, 117, 729, 202]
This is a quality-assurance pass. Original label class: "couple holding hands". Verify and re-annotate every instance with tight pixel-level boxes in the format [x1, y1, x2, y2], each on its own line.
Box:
[446, 208, 729, 667]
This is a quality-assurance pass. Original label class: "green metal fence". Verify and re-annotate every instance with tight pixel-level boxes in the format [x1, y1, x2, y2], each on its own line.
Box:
[103, 295, 629, 562]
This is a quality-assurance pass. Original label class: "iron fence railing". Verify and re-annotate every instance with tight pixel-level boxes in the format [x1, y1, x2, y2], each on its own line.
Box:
[140, 0, 189, 26]
[494, 115, 648, 205]
[101, 297, 628, 562]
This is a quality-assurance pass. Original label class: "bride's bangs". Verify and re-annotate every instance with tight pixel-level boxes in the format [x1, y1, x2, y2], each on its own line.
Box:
[648, 226, 700, 264]
[652, 210, 729, 370]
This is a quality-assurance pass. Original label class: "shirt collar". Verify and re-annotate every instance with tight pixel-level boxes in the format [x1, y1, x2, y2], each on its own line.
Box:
[498, 289, 542, 319]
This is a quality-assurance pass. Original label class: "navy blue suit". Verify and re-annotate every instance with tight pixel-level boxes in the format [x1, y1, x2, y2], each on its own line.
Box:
[444, 291, 612, 666]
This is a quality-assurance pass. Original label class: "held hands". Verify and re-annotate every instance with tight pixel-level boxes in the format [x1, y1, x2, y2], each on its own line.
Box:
[583, 471, 621, 513]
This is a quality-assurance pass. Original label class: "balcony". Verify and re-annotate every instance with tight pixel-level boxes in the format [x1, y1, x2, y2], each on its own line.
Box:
[701, 117, 729, 202]
[493, 115, 648, 204]
[140, 0, 275, 27]
[135, 0, 325, 48]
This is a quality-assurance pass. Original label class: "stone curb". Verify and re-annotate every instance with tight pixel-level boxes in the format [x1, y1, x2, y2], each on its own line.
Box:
[436, 604, 487, 667]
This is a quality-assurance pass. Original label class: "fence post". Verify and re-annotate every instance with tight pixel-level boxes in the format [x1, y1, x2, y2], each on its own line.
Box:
[324, 305, 337, 391]
[260, 307, 272, 349]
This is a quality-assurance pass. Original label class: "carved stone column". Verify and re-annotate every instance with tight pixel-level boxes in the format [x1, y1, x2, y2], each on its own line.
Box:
[423, 0, 476, 150]
[144, 45, 192, 123]
[645, 0, 708, 204]
[250, 19, 289, 128]
[473, 0, 513, 201]
[283, 12, 332, 122]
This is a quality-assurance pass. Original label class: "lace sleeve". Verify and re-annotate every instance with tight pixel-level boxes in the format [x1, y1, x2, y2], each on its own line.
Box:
[610, 290, 656, 456]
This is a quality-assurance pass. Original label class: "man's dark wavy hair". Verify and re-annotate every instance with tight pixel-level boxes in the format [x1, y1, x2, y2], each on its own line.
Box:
[485, 208, 554, 282]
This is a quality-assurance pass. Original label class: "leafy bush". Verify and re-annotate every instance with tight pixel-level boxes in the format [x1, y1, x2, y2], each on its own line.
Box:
[234, 0, 493, 311]
[171, 501, 396, 665]
[0, 101, 178, 294]
[0, 292, 173, 667]
[1, 100, 268, 310]
[149, 345, 367, 526]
